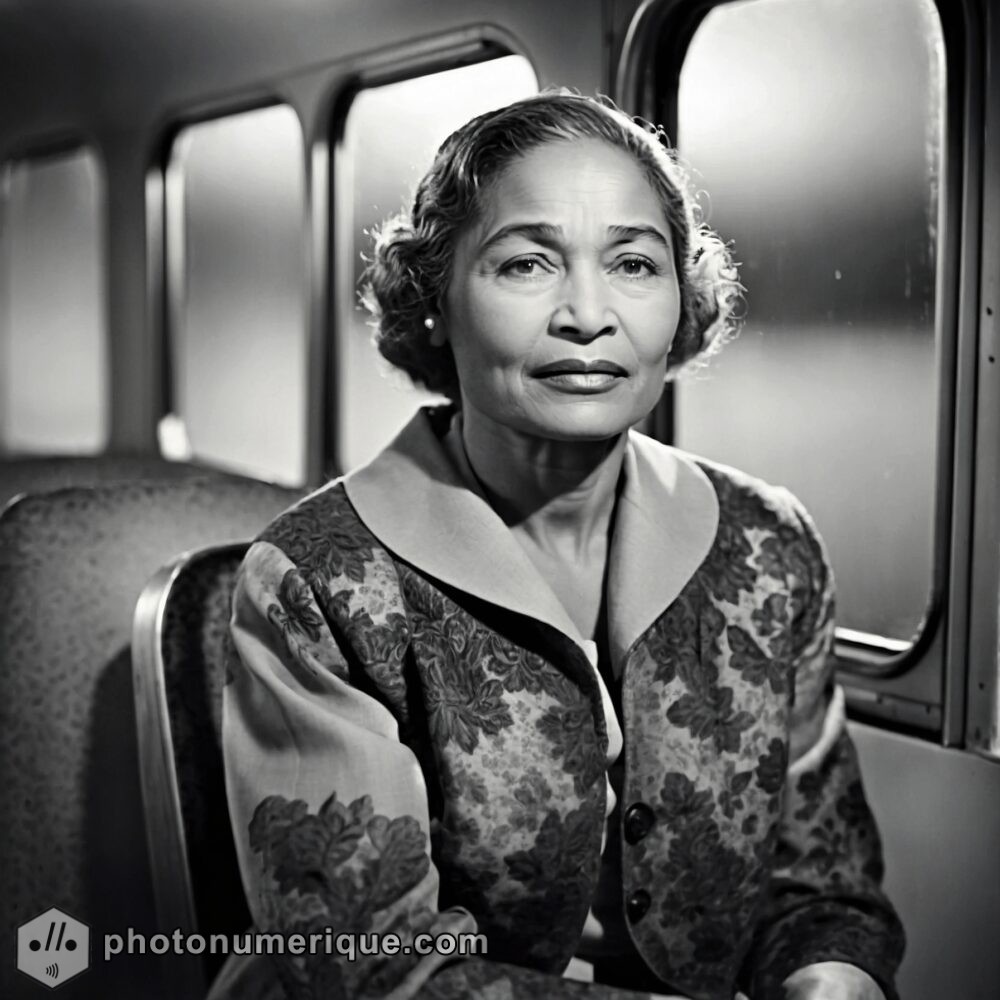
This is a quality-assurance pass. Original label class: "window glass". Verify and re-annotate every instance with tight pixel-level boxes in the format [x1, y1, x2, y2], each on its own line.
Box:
[676, 0, 944, 643]
[337, 55, 538, 472]
[0, 147, 108, 452]
[166, 104, 307, 485]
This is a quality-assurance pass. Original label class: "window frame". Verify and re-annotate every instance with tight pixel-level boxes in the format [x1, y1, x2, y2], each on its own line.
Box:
[964, 0, 1000, 761]
[155, 98, 312, 486]
[614, 0, 979, 742]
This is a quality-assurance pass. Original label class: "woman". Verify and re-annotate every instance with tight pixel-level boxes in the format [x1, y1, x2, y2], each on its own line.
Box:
[217, 93, 904, 1000]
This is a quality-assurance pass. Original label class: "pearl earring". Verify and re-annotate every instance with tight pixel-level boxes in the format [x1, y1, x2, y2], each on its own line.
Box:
[423, 316, 436, 330]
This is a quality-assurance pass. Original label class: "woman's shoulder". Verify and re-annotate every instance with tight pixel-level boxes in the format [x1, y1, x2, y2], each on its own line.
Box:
[670, 444, 817, 540]
[633, 430, 815, 537]
[680, 448, 832, 592]
[654, 446, 834, 619]
[636, 439, 829, 595]
[246, 478, 378, 573]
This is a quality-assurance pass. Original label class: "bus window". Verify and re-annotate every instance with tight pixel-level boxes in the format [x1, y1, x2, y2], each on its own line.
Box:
[165, 104, 307, 485]
[675, 0, 944, 649]
[335, 54, 537, 472]
[0, 147, 108, 453]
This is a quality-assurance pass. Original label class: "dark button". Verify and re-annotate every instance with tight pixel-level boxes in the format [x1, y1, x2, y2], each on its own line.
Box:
[626, 889, 651, 923]
[623, 802, 655, 844]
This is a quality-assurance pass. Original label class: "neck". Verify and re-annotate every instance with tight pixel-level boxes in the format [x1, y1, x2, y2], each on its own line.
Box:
[459, 405, 627, 559]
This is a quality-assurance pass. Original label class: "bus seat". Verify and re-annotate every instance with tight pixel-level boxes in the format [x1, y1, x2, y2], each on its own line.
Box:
[0, 453, 245, 514]
[0, 480, 301, 1000]
[131, 543, 252, 997]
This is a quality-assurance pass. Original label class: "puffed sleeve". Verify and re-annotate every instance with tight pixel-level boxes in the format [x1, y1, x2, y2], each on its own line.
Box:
[220, 539, 665, 1000]
[743, 498, 905, 999]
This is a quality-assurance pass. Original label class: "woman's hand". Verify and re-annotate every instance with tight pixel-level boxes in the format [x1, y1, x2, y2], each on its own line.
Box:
[782, 962, 886, 999]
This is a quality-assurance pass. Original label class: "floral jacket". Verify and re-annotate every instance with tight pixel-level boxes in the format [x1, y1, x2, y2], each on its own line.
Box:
[219, 406, 904, 1000]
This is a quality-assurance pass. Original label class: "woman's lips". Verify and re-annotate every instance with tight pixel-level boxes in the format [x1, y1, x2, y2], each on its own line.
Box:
[530, 359, 628, 392]
[531, 359, 629, 377]
[536, 371, 624, 391]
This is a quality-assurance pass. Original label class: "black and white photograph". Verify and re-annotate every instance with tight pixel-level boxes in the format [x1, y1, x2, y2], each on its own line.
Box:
[1, 2, 997, 999]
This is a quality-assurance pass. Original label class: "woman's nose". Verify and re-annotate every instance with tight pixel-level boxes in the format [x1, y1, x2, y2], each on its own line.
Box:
[550, 266, 617, 340]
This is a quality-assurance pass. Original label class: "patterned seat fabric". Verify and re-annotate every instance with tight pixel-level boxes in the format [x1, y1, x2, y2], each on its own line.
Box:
[0, 479, 301, 1000]
[158, 545, 252, 981]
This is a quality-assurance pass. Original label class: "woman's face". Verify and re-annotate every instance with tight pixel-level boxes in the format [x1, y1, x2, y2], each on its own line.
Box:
[441, 137, 682, 443]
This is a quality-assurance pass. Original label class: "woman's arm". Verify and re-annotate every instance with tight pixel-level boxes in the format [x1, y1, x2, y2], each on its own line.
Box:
[223, 539, 664, 1000]
[742, 499, 905, 1000]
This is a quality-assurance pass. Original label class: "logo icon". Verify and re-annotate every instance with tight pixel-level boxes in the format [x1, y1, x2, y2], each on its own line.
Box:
[17, 908, 90, 988]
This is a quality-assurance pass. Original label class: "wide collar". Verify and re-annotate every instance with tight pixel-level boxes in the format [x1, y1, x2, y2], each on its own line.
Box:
[343, 407, 719, 670]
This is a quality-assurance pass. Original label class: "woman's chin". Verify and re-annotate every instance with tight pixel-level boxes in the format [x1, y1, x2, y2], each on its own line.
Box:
[512, 399, 646, 443]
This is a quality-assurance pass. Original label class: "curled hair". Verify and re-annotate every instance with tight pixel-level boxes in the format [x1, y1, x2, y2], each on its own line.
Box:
[361, 90, 742, 400]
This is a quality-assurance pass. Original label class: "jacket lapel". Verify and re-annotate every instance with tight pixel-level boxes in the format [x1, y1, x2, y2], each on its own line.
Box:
[607, 433, 719, 672]
[343, 407, 719, 665]
[343, 409, 588, 647]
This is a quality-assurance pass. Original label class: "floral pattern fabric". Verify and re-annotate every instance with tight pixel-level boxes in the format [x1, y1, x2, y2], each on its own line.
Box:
[220, 446, 903, 1000]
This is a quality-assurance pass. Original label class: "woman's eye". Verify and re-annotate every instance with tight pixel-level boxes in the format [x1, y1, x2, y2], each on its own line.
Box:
[615, 256, 658, 278]
[500, 256, 551, 278]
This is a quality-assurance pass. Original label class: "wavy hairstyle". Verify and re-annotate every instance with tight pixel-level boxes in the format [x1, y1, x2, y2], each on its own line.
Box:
[360, 90, 742, 400]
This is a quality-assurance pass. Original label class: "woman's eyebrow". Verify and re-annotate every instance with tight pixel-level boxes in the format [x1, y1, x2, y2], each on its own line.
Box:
[477, 222, 563, 254]
[476, 222, 672, 255]
[607, 224, 672, 251]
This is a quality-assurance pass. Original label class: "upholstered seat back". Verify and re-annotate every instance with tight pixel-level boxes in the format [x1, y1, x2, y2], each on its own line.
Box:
[0, 454, 232, 513]
[0, 480, 300, 1000]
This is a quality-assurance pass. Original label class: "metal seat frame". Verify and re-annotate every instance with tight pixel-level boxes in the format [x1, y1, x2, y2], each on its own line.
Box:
[132, 541, 251, 1000]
